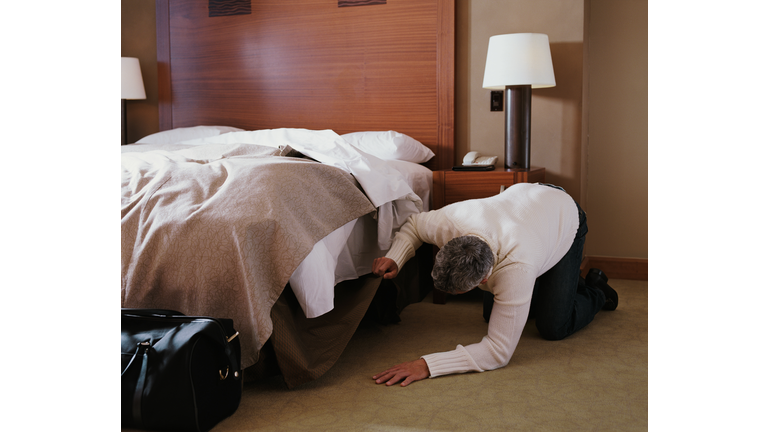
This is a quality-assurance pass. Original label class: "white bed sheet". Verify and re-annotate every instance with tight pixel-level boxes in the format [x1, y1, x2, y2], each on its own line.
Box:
[290, 159, 433, 318]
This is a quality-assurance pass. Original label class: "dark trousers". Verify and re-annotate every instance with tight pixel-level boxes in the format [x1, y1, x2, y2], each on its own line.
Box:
[483, 196, 605, 341]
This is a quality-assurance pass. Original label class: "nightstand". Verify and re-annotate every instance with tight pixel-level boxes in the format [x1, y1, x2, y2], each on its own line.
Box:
[430, 167, 546, 303]
[433, 167, 546, 209]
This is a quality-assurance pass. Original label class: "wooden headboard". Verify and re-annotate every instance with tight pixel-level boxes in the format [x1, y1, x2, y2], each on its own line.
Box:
[156, 0, 454, 171]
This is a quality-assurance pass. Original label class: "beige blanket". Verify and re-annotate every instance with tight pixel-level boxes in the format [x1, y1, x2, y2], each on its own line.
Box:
[121, 143, 376, 367]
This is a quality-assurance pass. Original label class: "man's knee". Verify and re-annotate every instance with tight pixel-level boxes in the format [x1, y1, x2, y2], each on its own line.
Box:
[536, 321, 569, 341]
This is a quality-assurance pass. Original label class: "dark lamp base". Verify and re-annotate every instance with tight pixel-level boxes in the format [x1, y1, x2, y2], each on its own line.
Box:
[504, 85, 532, 170]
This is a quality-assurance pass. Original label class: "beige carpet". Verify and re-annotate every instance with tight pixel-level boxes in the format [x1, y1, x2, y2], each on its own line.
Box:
[217, 279, 648, 431]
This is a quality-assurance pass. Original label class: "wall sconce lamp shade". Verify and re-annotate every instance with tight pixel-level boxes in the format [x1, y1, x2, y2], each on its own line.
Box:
[482, 33, 555, 169]
[121, 57, 146, 145]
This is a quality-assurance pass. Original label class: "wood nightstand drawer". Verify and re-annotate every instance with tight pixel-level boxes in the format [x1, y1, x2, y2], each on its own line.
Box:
[432, 167, 545, 208]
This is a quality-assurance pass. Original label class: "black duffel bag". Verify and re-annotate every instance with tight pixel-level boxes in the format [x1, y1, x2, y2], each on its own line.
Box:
[121, 309, 243, 431]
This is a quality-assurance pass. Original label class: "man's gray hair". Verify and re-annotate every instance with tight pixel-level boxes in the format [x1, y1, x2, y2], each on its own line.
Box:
[431, 236, 494, 295]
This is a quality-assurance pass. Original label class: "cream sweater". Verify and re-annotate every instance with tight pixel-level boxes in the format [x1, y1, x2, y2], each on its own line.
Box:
[385, 183, 579, 377]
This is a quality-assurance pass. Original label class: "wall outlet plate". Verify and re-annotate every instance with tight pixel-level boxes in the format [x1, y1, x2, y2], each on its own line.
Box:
[491, 91, 503, 111]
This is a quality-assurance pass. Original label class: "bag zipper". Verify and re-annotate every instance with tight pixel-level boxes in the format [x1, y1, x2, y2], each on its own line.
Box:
[122, 312, 239, 342]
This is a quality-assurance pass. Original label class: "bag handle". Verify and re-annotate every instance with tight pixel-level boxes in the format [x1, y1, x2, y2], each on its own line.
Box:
[186, 322, 241, 381]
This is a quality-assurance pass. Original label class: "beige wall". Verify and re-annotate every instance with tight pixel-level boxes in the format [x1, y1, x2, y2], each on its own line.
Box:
[122, 0, 648, 260]
[585, 0, 648, 258]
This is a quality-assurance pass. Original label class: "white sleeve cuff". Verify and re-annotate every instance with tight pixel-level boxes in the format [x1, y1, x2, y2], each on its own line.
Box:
[385, 235, 416, 270]
[421, 345, 483, 378]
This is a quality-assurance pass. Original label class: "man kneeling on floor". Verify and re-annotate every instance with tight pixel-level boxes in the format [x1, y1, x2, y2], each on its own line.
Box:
[371, 182, 618, 387]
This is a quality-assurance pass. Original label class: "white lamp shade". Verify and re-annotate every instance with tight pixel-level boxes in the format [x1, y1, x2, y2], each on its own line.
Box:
[122, 57, 147, 100]
[482, 33, 556, 89]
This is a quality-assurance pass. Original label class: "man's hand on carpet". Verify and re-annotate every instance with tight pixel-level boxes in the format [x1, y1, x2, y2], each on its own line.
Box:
[372, 358, 429, 387]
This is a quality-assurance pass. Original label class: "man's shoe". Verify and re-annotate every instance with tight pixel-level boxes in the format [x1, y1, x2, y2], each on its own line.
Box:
[586, 268, 607, 285]
[586, 268, 618, 311]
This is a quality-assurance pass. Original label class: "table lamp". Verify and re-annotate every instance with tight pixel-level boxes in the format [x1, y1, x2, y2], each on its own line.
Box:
[121, 57, 146, 145]
[482, 33, 556, 169]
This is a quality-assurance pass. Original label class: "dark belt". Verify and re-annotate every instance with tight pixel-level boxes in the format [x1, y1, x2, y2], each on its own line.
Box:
[536, 182, 566, 193]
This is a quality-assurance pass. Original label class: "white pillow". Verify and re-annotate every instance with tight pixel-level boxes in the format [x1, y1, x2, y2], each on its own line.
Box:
[135, 126, 244, 144]
[341, 131, 435, 163]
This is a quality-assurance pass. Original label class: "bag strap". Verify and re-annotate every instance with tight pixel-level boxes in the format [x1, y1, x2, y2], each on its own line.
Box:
[121, 341, 151, 428]
[134, 342, 151, 428]
[121, 345, 140, 377]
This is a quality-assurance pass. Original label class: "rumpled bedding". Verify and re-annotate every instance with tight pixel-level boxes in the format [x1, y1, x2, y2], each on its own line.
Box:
[121, 141, 376, 368]
[179, 128, 424, 250]
[121, 129, 425, 369]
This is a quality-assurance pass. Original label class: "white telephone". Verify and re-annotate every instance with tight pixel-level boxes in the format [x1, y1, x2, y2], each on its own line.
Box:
[462, 151, 498, 166]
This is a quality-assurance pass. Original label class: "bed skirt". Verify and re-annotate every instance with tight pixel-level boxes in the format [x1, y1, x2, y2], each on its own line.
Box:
[245, 245, 433, 388]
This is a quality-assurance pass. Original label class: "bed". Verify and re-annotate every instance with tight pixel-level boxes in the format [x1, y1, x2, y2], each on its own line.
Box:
[122, 0, 454, 388]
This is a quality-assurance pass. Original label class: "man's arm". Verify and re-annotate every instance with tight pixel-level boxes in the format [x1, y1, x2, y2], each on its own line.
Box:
[422, 264, 536, 377]
[385, 209, 460, 272]
[456, 264, 535, 372]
